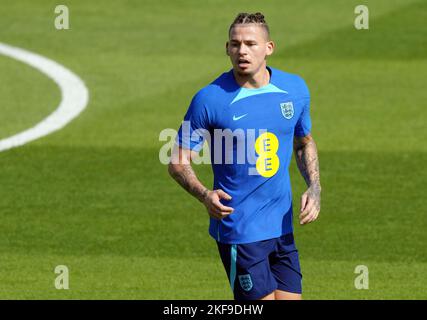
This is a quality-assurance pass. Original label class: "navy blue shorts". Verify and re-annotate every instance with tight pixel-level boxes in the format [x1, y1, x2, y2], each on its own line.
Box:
[216, 233, 302, 300]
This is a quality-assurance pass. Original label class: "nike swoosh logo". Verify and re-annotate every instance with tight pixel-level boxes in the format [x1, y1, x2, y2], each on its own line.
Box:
[233, 114, 248, 121]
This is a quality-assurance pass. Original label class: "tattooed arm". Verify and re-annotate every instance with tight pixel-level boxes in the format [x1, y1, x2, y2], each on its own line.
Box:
[168, 145, 234, 220]
[293, 133, 321, 225]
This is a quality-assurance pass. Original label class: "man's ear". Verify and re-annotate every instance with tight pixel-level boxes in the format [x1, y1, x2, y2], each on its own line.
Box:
[266, 40, 275, 57]
[225, 42, 229, 56]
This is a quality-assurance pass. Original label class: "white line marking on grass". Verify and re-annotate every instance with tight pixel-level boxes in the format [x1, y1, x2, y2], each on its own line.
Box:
[0, 42, 89, 152]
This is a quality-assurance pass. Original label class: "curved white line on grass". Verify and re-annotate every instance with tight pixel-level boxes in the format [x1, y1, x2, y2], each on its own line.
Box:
[0, 42, 89, 152]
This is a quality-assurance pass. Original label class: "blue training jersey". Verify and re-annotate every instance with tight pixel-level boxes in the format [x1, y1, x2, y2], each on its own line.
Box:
[176, 66, 311, 244]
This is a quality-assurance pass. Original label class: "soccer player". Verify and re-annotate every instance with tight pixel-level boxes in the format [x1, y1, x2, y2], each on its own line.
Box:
[168, 12, 321, 300]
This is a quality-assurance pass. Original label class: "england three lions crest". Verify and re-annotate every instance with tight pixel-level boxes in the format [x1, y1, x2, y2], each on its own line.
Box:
[238, 274, 253, 291]
[280, 102, 294, 119]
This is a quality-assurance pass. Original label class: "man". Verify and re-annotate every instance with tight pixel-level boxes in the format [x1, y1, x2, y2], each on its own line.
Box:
[168, 12, 321, 300]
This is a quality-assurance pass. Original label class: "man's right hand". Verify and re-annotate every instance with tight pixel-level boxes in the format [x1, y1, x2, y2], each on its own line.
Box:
[202, 189, 234, 220]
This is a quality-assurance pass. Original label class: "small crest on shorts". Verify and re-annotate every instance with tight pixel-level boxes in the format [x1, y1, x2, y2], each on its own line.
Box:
[238, 274, 253, 291]
[280, 101, 294, 119]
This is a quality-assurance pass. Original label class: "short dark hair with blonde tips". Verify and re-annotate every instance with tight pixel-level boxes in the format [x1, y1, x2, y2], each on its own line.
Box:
[228, 12, 270, 40]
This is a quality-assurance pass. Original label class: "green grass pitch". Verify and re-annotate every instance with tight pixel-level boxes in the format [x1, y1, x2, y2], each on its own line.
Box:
[0, 0, 425, 299]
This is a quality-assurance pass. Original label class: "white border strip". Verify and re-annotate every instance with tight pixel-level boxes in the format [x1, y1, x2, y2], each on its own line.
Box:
[0, 42, 89, 152]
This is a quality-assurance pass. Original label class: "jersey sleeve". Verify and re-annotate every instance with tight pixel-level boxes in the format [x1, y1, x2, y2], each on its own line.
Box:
[294, 79, 312, 138]
[176, 90, 211, 152]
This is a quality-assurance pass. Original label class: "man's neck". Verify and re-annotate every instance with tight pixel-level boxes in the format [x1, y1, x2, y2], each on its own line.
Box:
[233, 65, 270, 89]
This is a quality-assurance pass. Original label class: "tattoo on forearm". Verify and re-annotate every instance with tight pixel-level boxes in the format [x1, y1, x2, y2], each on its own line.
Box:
[295, 139, 321, 208]
[169, 164, 208, 202]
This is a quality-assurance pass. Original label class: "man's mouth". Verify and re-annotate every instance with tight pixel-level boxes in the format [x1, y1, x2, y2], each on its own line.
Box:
[238, 58, 250, 68]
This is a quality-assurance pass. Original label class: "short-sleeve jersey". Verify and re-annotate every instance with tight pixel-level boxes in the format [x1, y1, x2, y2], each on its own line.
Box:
[176, 66, 311, 244]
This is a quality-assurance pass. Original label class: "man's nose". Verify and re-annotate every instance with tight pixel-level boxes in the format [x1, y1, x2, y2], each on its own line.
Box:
[238, 44, 248, 55]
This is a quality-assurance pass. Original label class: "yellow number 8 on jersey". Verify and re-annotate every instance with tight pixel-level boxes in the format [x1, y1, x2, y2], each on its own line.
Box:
[255, 132, 279, 177]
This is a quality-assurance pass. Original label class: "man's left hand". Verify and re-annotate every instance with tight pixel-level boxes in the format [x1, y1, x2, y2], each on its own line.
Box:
[299, 185, 321, 225]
